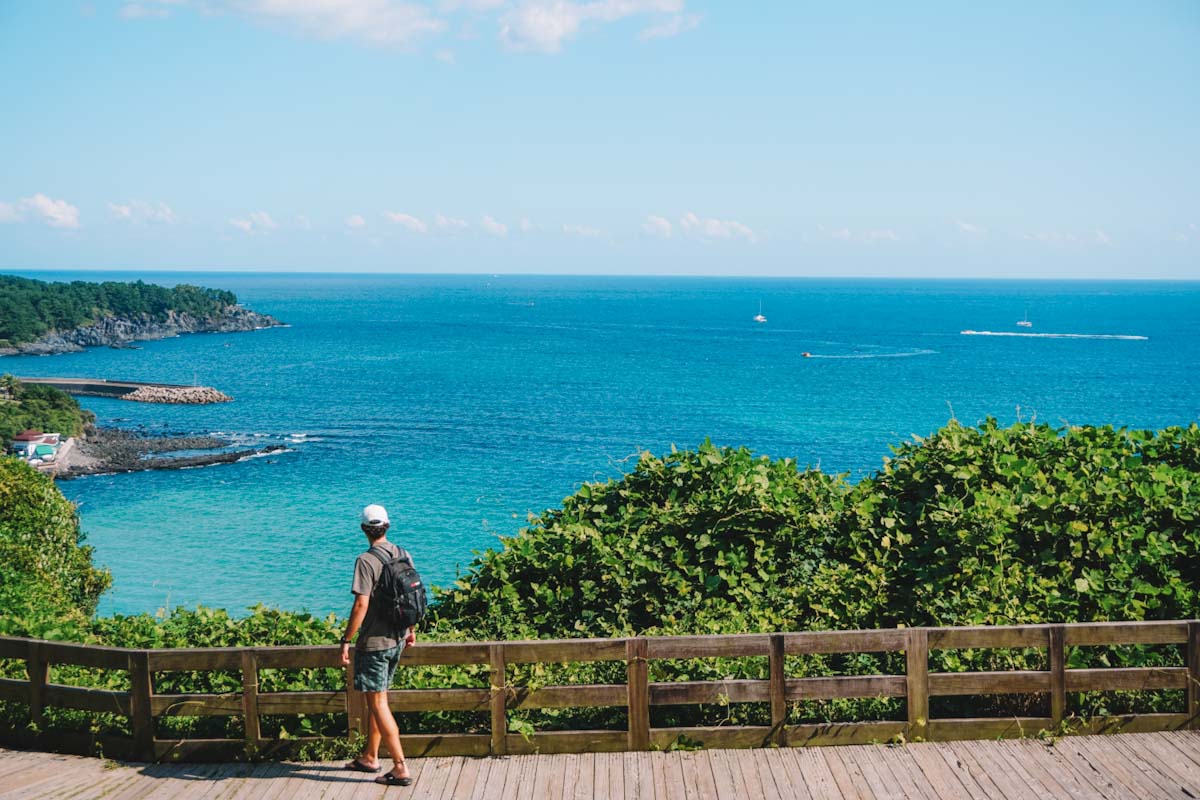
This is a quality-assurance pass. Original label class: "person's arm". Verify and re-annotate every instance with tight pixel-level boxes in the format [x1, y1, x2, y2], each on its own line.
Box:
[340, 593, 371, 666]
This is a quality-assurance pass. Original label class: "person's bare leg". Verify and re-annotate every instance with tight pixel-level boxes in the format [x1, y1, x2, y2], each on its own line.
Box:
[355, 710, 381, 768]
[368, 691, 409, 779]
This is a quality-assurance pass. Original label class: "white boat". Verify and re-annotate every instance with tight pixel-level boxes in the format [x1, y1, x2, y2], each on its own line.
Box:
[753, 301, 767, 324]
[1017, 308, 1032, 328]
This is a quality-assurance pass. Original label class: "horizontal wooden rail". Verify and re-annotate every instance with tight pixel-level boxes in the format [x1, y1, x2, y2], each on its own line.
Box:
[1, 619, 1196, 762]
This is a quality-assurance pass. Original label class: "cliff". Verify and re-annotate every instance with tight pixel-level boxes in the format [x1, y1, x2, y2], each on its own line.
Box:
[0, 305, 282, 356]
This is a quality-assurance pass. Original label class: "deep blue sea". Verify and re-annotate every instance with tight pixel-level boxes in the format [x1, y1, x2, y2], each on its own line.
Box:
[7, 273, 1199, 617]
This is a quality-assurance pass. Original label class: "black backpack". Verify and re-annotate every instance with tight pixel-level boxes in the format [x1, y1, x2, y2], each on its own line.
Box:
[368, 546, 428, 631]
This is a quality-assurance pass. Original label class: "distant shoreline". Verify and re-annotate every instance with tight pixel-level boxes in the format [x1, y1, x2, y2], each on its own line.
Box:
[56, 427, 288, 480]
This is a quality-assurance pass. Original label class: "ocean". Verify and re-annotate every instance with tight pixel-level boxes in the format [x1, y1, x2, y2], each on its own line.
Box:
[6, 272, 1199, 617]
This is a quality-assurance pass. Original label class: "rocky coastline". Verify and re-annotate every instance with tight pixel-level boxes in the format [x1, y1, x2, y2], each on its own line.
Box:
[57, 427, 288, 479]
[0, 305, 282, 357]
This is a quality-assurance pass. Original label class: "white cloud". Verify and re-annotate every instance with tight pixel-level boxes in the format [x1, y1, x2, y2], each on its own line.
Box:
[384, 211, 429, 232]
[108, 200, 177, 224]
[519, 217, 535, 232]
[865, 228, 899, 242]
[481, 214, 508, 236]
[435, 213, 469, 230]
[501, 0, 685, 53]
[638, 12, 699, 40]
[1094, 229, 1111, 245]
[200, 0, 445, 48]
[828, 227, 851, 241]
[956, 220, 985, 235]
[642, 214, 672, 237]
[433, 48, 456, 63]
[680, 211, 756, 242]
[120, 0, 183, 18]
[346, 214, 367, 229]
[229, 210, 278, 233]
[0, 194, 81, 228]
[563, 223, 602, 237]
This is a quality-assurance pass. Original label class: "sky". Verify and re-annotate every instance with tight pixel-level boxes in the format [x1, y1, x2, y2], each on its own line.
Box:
[0, 1, 1197, 277]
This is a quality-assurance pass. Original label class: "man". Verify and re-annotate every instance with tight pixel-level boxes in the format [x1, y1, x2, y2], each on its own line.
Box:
[340, 503, 416, 787]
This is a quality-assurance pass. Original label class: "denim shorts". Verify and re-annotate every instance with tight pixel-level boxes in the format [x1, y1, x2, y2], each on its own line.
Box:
[353, 645, 403, 692]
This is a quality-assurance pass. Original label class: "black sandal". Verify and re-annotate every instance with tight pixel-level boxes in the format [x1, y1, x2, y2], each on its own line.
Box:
[345, 758, 381, 773]
[375, 772, 414, 787]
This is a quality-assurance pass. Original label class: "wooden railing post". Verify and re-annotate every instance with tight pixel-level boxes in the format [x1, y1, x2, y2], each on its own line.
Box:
[345, 653, 366, 740]
[489, 644, 507, 756]
[27, 641, 48, 734]
[905, 628, 929, 742]
[1049, 625, 1066, 727]
[1188, 621, 1199, 730]
[241, 649, 261, 755]
[769, 633, 786, 746]
[128, 650, 154, 761]
[626, 637, 650, 751]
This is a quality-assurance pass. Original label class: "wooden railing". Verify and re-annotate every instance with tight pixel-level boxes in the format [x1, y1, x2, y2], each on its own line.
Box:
[1, 620, 1197, 762]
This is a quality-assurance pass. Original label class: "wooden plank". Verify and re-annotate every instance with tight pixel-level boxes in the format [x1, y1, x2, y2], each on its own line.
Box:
[645, 634, 770, 660]
[503, 639, 627, 664]
[37, 641, 131, 670]
[844, 746, 903, 800]
[648, 679, 768, 705]
[127, 652, 154, 762]
[257, 691, 345, 715]
[1122, 732, 1200, 789]
[928, 625, 1049, 650]
[785, 628, 908, 656]
[888, 743, 960, 800]
[490, 643, 507, 757]
[992, 740, 1088, 800]
[397, 642, 490, 665]
[770, 634, 787, 747]
[626, 638, 649, 751]
[404, 733, 493, 758]
[1102, 733, 1197, 799]
[954, 740, 1040, 800]
[41, 684, 131, 716]
[1049, 625, 1066, 727]
[152, 693, 242, 716]
[240, 650, 260, 755]
[1063, 620, 1189, 646]
[27, 642, 48, 730]
[1070, 735, 1184, 800]
[927, 671, 1050, 696]
[510, 684, 625, 710]
[786, 675, 907, 701]
[784, 721, 908, 748]
[907, 629, 929, 742]
[728, 749, 773, 800]
[250, 646, 339, 669]
[391, 687, 492, 712]
[0, 677, 28, 702]
[705, 748, 744, 800]
[913, 743, 996, 800]
[650, 726, 773, 750]
[819, 747, 873, 799]
[0, 636, 34, 659]
[145, 648, 241, 671]
[505, 730, 628, 755]
[785, 748, 845, 800]
[1045, 737, 1144, 800]
[1064, 667, 1187, 692]
[1156, 730, 1200, 772]
[1188, 621, 1199, 730]
[1070, 712, 1189, 735]
[928, 717, 1054, 742]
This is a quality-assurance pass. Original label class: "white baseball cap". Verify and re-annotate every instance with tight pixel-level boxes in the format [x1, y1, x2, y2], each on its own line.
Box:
[361, 504, 390, 526]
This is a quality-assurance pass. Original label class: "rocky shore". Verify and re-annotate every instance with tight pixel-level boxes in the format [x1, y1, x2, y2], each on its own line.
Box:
[0, 305, 282, 357]
[122, 386, 233, 404]
[57, 427, 287, 479]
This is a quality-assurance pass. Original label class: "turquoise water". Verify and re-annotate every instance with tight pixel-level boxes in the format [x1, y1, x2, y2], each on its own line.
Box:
[7, 273, 1199, 617]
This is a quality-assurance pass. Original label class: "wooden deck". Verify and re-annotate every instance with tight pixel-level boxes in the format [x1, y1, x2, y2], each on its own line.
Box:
[2, 731, 1199, 799]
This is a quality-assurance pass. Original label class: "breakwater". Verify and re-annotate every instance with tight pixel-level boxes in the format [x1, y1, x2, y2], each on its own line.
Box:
[16, 377, 232, 404]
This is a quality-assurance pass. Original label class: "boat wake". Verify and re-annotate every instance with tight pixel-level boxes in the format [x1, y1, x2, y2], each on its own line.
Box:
[960, 330, 1148, 341]
[806, 348, 937, 360]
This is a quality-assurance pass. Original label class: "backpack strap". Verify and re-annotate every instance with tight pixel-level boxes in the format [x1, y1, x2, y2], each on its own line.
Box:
[366, 544, 394, 569]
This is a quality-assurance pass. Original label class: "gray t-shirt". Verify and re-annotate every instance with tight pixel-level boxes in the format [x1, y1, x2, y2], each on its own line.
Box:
[351, 540, 413, 652]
